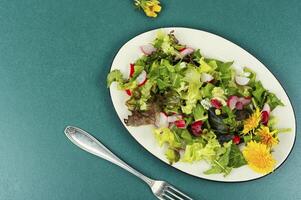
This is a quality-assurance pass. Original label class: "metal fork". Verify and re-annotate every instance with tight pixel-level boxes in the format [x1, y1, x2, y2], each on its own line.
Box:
[64, 126, 194, 200]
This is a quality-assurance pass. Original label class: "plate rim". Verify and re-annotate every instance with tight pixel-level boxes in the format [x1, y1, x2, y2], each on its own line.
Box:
[108, 27, 297, 183]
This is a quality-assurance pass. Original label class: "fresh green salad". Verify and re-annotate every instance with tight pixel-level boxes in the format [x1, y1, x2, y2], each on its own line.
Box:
[107, 31, 287, 176]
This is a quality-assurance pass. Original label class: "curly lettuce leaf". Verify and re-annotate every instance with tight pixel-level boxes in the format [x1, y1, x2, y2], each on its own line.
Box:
[181, 66, 202, 114]
[153, 31, 179, 56]
[154, 127, 182, 149]
[181, 135, 221, 162]
[107, 69, 125, 87]
[198, 58, 214, 73]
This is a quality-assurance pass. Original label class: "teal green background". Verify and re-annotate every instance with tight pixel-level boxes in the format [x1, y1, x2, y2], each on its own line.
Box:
[0, 0, 300, 199]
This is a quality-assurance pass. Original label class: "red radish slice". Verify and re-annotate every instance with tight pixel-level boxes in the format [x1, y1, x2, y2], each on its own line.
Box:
[235, 76, 250, 85]
[261, 111, 269, 126]
[232, 135, 240, 144]
[167, 114, 183, 123]
[235, 101, 244, 110]
[180, 47, 194, 57]
[238, 96, 252, 105]
[261, 103, 270, 126]
[211, 99, 222, 109]
[140, 44, 156, 55]
[174, 120, 186, 129]
[136, 70, 147, 86]
[227, 96, 239, 110]
[155, 112, 169, 128]
[125, 89, 132, 96]
[201, 73, 214, 82]
[191, 120, 203, 136]
[129, 63, 135, 78]
[262, 103, 271, 114]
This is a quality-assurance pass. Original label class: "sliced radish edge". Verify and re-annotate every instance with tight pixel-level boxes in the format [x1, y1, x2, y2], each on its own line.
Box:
[211, 99, 222, 109]
[232, 135, 240, 144]
[174, 120, 186, 129]
[155, 112, 169, 128]
[136, 70, 147, 86]
[129, 63, 135, 78]
[179, 47, 194, 57]
[227, 96, 239, 110]
[140, 44, 156, 55]
[191, 120, 203, 136]
[125, 89, 132, 96]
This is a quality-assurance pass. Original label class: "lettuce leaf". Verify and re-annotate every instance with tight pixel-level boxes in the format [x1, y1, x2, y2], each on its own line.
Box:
[107, 69, 125, 87]
[252, 81, 266, 105]
[165, 148, 180, 164]
[181, 66, 202, 114]
[228, 144, 247, 168]
[154, 128, 182, 149]
[182, 135, 221, 162]
[193, 104, 208, 121]
[201, 83, 214, 98]
[204, 141, 232, 176]
[266, 92, 284, 110]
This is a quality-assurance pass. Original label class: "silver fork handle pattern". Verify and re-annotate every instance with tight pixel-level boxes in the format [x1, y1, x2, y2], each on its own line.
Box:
[64, 126, 154, 186]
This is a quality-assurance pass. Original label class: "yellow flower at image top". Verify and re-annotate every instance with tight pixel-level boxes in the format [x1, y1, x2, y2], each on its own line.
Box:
[256, 126, 278, 148]
[135, 0, 162, 18]
[242, 108, 261, 134]
[243, 141, 276, 174]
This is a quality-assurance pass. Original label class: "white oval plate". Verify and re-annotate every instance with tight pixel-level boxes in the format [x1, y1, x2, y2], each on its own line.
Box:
[109, 27, 296, 182]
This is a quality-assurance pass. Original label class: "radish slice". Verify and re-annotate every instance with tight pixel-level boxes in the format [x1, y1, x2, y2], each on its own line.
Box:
[238, 97, 252, 105]
[167, 114, 183, 123]
[235, 101, 244, 110]
[235, 76, 250, 85]
[211, 98, 222, 109]
[201, 73, 214, 82]
[261, 111, 269, 126]
[262, 103, 271, 114]
[227, 96, 239, 110]
[174, 120, 186, 129]
[232, 135, 240, 144]
[136, 70, 147, 86]
[155, 112, 169, 128]
[140, 44, 156, 55]
[129, 63, 135, 78]
[180, 47, 194, 57]
[191, 120, 203, 136]
[261, 103, 270, 126]
[125, 89, 132, 96]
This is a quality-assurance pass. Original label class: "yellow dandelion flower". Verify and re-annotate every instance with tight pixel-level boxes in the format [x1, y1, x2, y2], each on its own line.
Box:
[242, 108, 261, 134]
[135, 0, 162, 18]
[256, 126, 278, 148]
[243, 141, 276, 174]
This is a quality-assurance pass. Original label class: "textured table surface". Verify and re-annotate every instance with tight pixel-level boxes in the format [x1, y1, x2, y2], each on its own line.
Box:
[0, 0, 300, 199]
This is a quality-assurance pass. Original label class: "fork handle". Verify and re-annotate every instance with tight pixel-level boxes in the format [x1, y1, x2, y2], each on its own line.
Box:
[64, 126, 154, 186]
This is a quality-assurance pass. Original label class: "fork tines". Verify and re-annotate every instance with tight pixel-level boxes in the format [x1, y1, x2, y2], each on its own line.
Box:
[161, 185, 193, 200]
